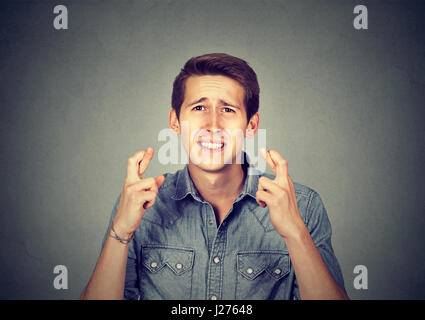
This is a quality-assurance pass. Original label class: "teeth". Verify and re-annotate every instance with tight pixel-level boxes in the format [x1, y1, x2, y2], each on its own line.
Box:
[199, 142, 224, 149]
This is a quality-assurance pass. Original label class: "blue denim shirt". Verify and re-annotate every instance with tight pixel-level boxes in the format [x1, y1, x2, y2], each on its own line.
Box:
[101, 158, 346, 300]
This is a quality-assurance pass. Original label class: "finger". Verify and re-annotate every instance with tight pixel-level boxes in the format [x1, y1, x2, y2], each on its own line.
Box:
[256, 190, 273, 208]
[140, 190, 157, 210]
[129, 174, 165, 195]
[258, 176, 282, 195]
[126, 147, 151, 183]
[155, 175, 165, 188]
[130, 177, 158, 193]
[287, 175, 297, 203]
[138, 146, 154, 178]
[267, 150, 288, 186]
[260, 147, 277, 176]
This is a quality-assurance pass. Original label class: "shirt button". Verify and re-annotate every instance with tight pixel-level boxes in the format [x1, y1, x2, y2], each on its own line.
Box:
[211, 295, 217, 300]
[150, 262, 158, 268]
[274, 268, 281, 275]
[209, 219, 214, 225]
[176, 263, 183, 269]
[246, 268, 253, 274]
[213, 257, 220, 264]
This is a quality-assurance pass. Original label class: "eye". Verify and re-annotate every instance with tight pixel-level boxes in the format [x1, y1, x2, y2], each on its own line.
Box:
[192, 105, 205, 111]
[223, 107, 235, 113]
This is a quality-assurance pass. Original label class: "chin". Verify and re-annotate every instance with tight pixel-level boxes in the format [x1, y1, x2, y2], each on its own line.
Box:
[189, 152, 236, 173]
[193, 161, 230, 173]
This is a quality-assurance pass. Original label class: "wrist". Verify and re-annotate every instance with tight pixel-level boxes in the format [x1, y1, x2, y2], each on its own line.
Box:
[111, 220, 134, 239]
[280, 219, 309, 243]
[109, 223, 134, 245]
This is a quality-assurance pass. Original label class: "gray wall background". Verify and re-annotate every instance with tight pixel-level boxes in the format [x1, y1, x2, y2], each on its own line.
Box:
[1, 0, 424, 299]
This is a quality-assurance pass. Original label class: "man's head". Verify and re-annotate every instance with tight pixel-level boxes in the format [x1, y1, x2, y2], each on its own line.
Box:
[169, 53, 260, 172]
[171, 53, 260, 123]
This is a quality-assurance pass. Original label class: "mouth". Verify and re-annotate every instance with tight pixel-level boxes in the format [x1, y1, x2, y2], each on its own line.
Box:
[197, 140, 226, 152]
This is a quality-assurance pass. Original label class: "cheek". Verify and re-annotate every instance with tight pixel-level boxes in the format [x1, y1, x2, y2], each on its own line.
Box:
[176, 119, 192, 151]
[230, 135, 245, 155]
[180, 125, 201, 152]
[227, 124, 247, 144]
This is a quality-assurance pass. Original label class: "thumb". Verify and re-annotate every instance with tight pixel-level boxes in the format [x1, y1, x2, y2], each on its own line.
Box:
[155, 174, 165, 188]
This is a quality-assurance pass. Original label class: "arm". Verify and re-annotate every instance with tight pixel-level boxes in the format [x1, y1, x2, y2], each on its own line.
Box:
[80, 226, 132, 300]
[286, 189, 348, 300]
[256, 148, 349, 300]
[284, 224, 348, 300]
[80, 147, 165, 300]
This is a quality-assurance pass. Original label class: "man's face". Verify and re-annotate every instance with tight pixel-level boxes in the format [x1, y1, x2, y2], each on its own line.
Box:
[170, 75, 258, 173]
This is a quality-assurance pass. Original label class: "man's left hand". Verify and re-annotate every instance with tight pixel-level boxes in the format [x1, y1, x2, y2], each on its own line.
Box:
[256, 148, 307, 239]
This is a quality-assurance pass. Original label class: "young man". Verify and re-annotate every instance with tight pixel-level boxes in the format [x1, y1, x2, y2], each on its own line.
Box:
[80, 53, 349, 300]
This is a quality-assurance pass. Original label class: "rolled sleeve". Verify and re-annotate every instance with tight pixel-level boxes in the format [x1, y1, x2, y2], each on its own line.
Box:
[291, 190, 346, 299]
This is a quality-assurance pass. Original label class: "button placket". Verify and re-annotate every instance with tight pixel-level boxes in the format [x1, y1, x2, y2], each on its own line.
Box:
[205, 202, 227, 301]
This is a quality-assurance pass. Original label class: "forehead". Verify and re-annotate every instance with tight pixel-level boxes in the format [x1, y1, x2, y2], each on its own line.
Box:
[184, 75, 245, 104]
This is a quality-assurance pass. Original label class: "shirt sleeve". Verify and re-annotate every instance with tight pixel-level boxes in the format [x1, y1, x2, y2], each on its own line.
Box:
[100, 192, 141, 300]
[291, 190, 347, 299]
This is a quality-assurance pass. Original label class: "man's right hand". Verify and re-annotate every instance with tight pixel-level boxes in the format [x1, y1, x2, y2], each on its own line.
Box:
[112, 147, 165, 237]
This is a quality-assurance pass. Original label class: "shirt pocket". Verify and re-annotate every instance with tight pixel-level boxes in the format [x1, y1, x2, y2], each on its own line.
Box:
[235, 251, 290, 300]
[139, 244, 195, 300]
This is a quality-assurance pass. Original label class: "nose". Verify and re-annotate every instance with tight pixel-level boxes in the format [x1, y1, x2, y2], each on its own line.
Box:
[196, 109, 226, 142]
[205, 118, 227, 143]
[205, 110, 223, 132]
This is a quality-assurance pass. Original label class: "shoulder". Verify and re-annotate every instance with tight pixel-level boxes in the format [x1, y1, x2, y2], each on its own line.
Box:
[158, 168, 182, 192]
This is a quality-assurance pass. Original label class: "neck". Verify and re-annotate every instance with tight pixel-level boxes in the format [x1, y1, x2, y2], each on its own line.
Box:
[187, 163, 245, 203]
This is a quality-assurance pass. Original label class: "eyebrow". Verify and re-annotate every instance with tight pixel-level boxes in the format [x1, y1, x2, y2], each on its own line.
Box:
[186, 97, 241, 109]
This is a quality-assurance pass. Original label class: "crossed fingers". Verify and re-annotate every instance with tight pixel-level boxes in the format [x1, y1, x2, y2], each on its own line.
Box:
[126, 147, 154, 184]
[260, 147, 291, 186]
[258, 148, 296, 208]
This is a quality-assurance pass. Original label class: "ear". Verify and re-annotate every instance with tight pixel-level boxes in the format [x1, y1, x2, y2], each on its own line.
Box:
[246, 112, 260, 138]
[169, 108, 180, 134]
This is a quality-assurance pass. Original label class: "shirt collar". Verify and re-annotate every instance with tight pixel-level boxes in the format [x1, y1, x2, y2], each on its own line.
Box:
[171, 151, 261, 202]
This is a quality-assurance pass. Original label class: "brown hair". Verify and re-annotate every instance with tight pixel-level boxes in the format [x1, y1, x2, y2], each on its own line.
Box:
[171, 53, 260, 123]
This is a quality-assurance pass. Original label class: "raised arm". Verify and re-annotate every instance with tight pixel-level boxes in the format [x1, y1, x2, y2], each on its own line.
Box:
[256, 148, 349, 300]
[80, 147, 164, 300]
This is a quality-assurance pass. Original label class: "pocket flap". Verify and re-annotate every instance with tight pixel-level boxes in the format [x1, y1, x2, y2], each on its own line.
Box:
[141, 245, 194, 276]
[236, 251, 290, 280]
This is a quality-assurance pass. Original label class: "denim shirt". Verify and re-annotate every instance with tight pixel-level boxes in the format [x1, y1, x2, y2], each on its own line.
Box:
[101, 159, 346, 300]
